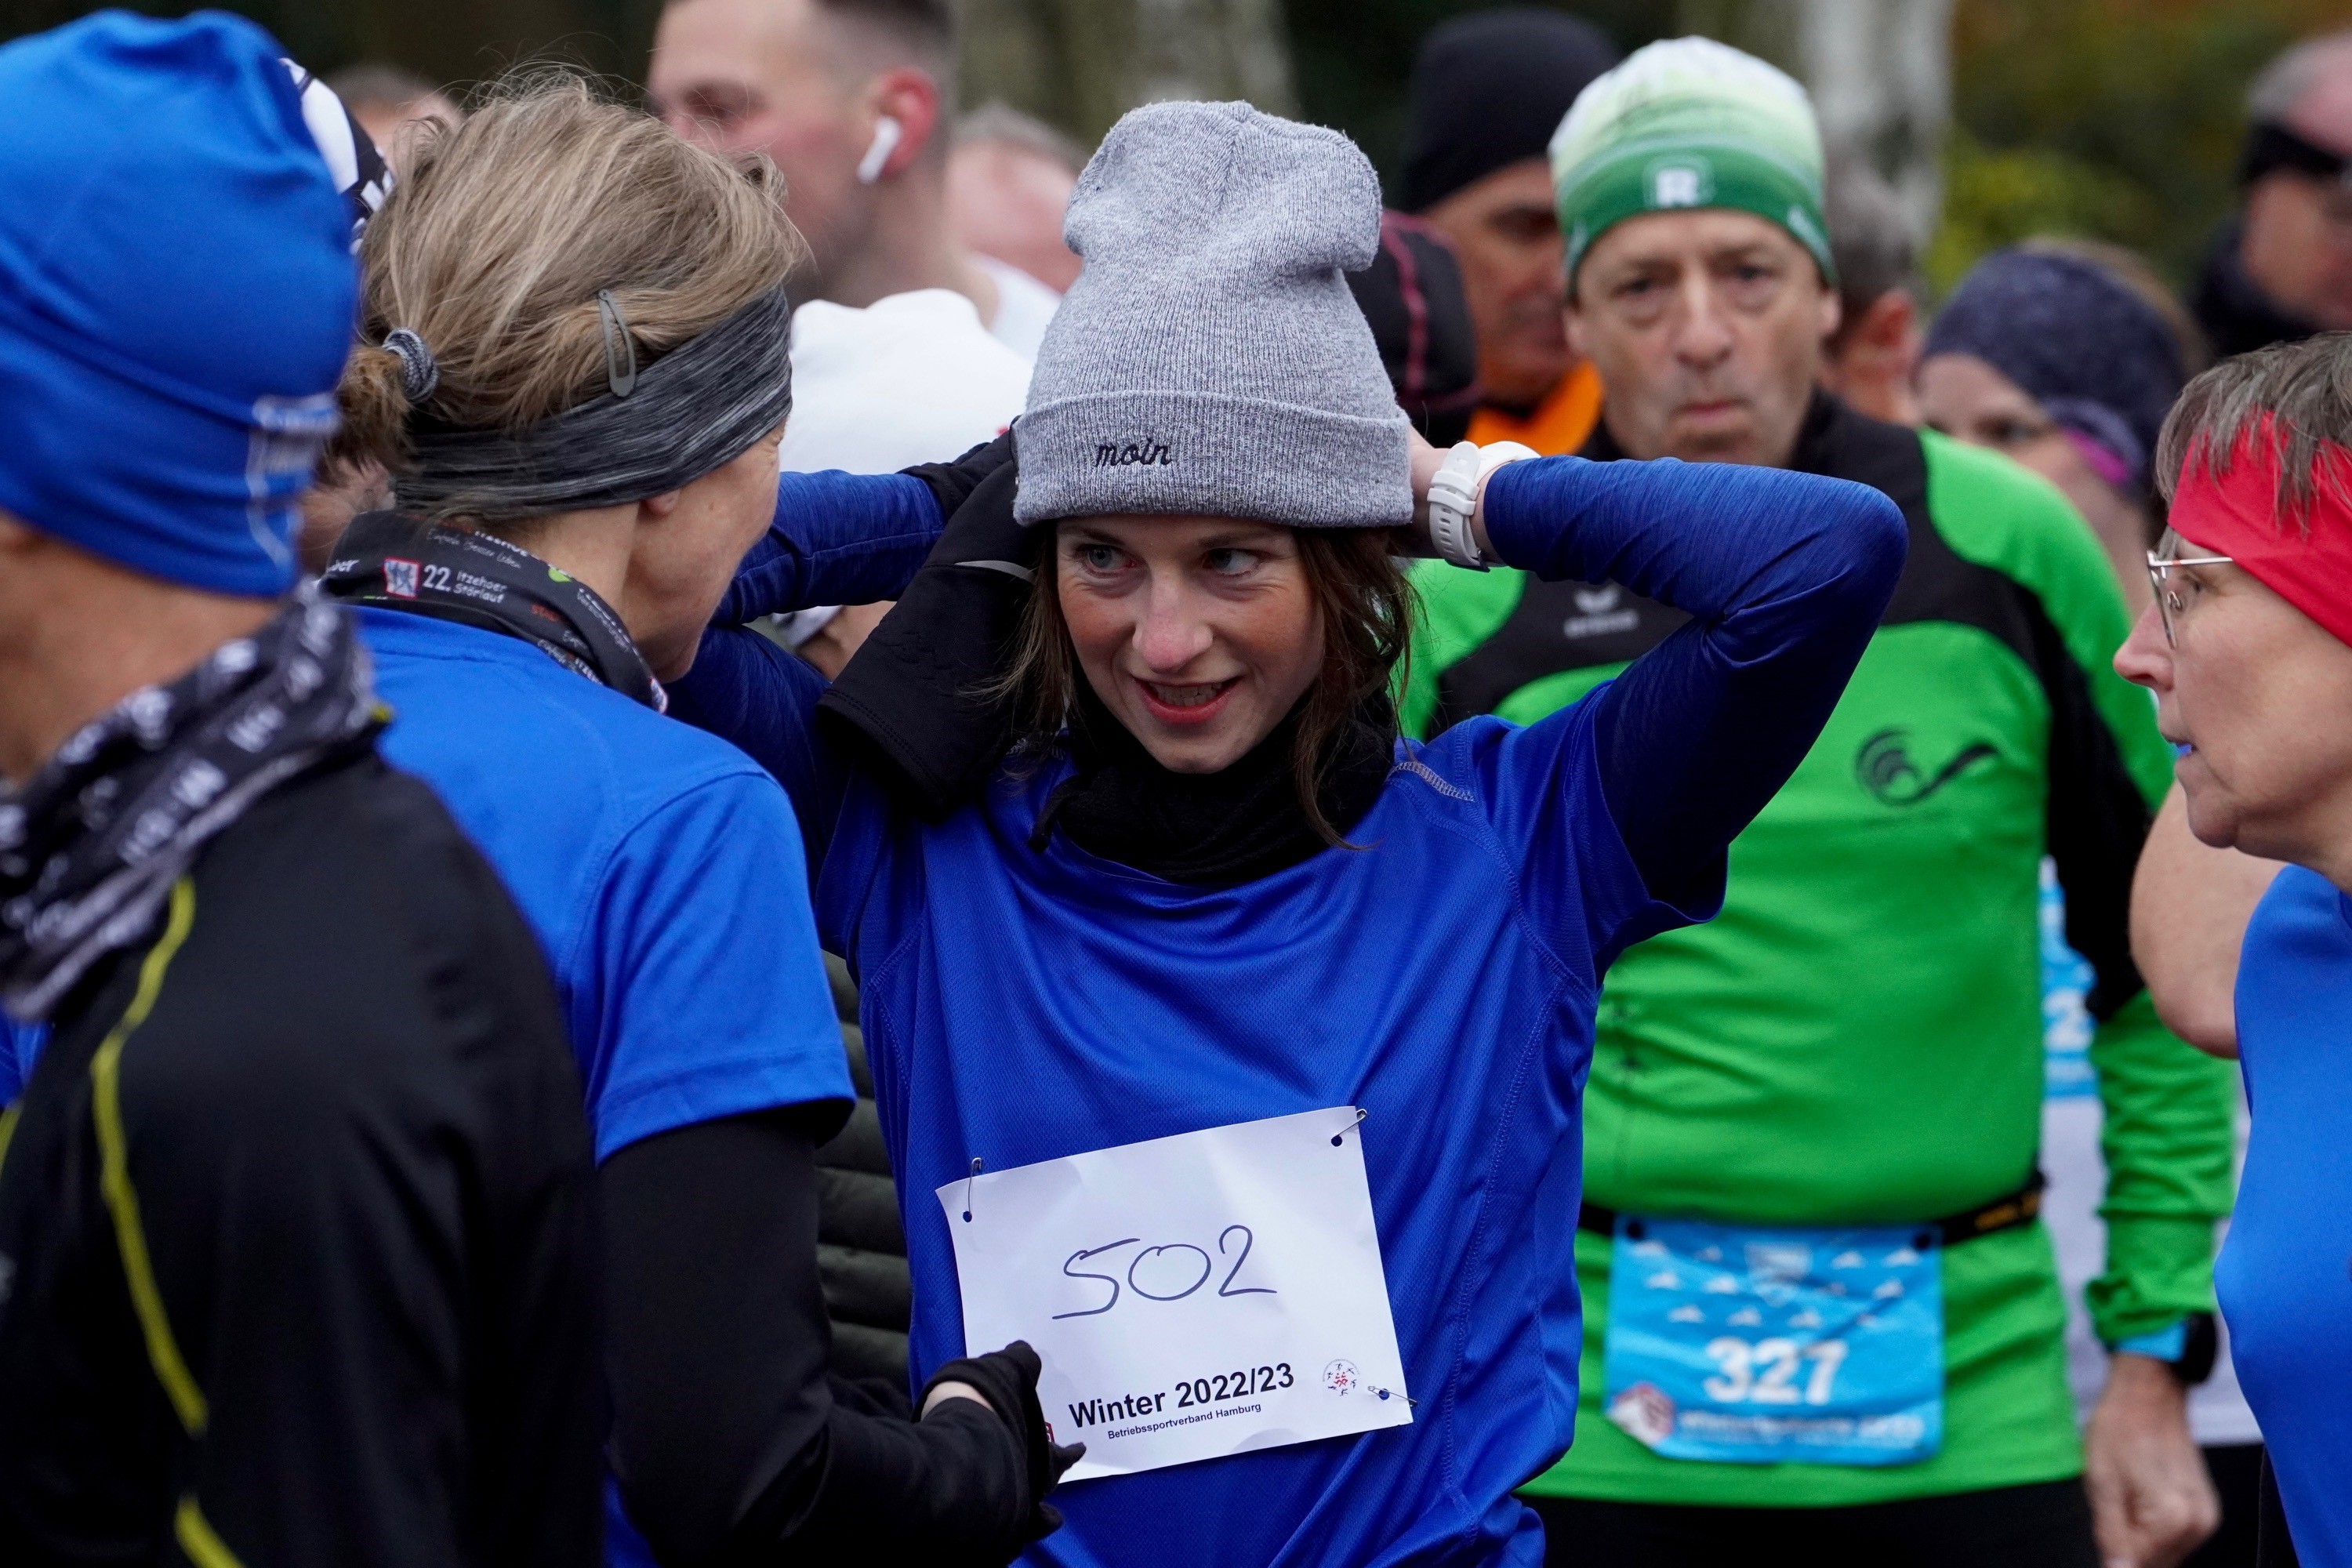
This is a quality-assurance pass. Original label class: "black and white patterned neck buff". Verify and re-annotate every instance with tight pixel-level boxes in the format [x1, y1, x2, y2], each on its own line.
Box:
[321, 511, 666, 710]
[0, 590, 380, 1022]
[281, 60, 394, 252]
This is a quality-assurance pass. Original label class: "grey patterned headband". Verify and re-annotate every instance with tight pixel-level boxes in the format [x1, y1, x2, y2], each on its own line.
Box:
[393, 283, 794, 522]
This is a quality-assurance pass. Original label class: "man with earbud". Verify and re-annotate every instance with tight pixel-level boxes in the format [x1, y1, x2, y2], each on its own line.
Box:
[646, 0, 1040, 1387]
[652, 0, 1055, 358]
[652, 0, 1041, 677]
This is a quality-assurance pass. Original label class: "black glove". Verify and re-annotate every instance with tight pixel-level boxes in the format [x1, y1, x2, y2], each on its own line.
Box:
[817, 454, 1041, 817]
[920, 1341, 1084, 1549]
[899, 428, 1018, 521]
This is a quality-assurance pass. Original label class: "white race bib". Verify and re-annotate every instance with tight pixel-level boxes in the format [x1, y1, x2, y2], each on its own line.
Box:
[938, 1106, 1412, 1481]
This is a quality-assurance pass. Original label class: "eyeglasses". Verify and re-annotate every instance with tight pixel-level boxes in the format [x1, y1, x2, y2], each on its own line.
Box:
[2144, 528, 2233, 647]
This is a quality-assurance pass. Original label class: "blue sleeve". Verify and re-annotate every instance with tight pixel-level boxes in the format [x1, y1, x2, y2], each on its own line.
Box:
[0, 1016, 22, 1103]
[667, 625, 847, 879]
[578, 770, 852, 1163]
[713, 471, 945, 626]
[1475, 454, 1907, 953]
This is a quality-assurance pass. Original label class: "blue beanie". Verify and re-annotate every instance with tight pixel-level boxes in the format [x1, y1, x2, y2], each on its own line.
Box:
[0, 10, 356, 597]
[1922, 248, 2185, 496]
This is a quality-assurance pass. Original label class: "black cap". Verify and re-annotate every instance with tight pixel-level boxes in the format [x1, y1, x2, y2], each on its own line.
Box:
[1401, 9, 1620, 213]
[1346, 213, 1483, 447]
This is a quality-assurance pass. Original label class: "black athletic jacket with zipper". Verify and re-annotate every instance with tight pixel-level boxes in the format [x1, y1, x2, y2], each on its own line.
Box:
[0, 749, 602, 1568]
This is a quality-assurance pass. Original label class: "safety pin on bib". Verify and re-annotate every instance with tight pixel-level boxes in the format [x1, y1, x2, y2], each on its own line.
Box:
[961, 1157, 984, 1222]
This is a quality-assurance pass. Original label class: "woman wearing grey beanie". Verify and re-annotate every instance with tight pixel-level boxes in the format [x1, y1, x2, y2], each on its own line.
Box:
[676, 100, 1908, 1566]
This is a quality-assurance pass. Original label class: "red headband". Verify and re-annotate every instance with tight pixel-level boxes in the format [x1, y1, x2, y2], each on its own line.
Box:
[2168, 417, 2352, 649]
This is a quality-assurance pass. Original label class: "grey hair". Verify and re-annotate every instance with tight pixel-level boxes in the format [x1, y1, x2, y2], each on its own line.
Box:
[2246, 29, 2352, 124]
[956, 100, 1088, 174]
[1823, 152, 1918, 337]
[2155, 332, 2352, 528]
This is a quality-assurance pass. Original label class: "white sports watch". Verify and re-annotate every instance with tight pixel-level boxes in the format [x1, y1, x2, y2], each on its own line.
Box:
[1425, 440, 1539, 570]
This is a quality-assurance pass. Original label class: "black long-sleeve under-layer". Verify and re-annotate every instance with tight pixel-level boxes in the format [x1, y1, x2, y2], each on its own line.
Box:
[601, 1109, 1043, 1567]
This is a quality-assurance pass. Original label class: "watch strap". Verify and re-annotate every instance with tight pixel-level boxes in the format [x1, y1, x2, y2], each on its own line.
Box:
[1427, 440, 1486, 570]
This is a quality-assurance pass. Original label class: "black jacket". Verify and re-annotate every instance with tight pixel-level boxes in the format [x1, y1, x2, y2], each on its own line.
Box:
[0, 750, 602, 1568]
[815, 954, 912, 1385]
[2193, 217, 2319, 361]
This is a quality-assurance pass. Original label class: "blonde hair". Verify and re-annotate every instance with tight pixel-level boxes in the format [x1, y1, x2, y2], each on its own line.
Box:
[330, 71, 804, 499]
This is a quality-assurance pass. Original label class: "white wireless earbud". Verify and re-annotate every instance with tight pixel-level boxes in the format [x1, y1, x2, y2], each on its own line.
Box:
[856, 115, 903, 184]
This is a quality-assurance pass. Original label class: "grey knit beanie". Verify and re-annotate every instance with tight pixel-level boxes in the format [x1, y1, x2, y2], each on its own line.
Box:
[1012, 100, 1413, 528]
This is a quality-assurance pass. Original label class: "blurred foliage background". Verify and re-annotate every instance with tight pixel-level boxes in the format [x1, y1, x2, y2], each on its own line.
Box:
[0, 0, 659, 84]
[1284, 0, 1669, 184]
[2, 0, 2343, 297]
[1935, 0, 2346, 292]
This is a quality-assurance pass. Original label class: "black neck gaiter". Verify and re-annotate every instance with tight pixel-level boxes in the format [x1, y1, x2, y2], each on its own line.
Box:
[1033, 684, 1397, 885]
[322, 511, 666, 710]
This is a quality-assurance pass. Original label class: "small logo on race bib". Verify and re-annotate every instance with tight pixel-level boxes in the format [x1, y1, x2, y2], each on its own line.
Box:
[1323, 1359, 1360, 1396]
[1609, 1381, 1678, 1446]
[383, 557, 421, 598]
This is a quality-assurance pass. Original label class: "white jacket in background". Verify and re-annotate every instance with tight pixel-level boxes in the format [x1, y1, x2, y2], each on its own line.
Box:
[779, 289, 1032, 477]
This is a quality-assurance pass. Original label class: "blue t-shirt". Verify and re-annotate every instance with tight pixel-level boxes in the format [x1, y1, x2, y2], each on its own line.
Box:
[360, 608, 850, 1158]
[815, 695, 1704, 1568]
[363, 609, 850, 1568]
[2220, 863, 2352, 1566]
[671, 448, 1900, 1565]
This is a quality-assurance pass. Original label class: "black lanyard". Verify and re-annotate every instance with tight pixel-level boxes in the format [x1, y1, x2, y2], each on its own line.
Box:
[323, 511, 665, 711]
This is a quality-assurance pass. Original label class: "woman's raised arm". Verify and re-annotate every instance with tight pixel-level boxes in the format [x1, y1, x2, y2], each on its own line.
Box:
[1479, 453, 1907, 911]
[713, 434, 1014, 625]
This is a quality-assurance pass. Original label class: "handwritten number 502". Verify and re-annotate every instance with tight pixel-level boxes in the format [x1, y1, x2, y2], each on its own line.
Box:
[1051, 1225, 1274, 1319]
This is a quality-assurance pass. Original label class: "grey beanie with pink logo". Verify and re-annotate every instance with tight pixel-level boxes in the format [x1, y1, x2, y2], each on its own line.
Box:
[1011, 100, 1414, 529]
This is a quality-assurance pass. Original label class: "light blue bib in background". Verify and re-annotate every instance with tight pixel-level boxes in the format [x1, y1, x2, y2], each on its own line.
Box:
[1602, 1214, 1944, 1467]
[2040, 857, 2098, 1100]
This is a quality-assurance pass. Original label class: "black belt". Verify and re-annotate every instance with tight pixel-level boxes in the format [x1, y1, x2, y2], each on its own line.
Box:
[1577, 1171, 2045, 1250]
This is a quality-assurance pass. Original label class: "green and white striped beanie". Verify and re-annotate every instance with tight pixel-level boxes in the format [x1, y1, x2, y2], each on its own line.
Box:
[1548, 36, 1835, 287]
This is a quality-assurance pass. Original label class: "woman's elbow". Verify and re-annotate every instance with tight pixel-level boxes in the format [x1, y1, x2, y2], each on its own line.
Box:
[1803, 489, 1908, 626]
[2143, 971, 2240, 1058]
[1843, 492, 1910, 603]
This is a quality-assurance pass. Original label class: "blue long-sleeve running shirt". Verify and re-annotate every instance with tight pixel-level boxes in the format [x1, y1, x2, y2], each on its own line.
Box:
[672, 455, 1905, 1567]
